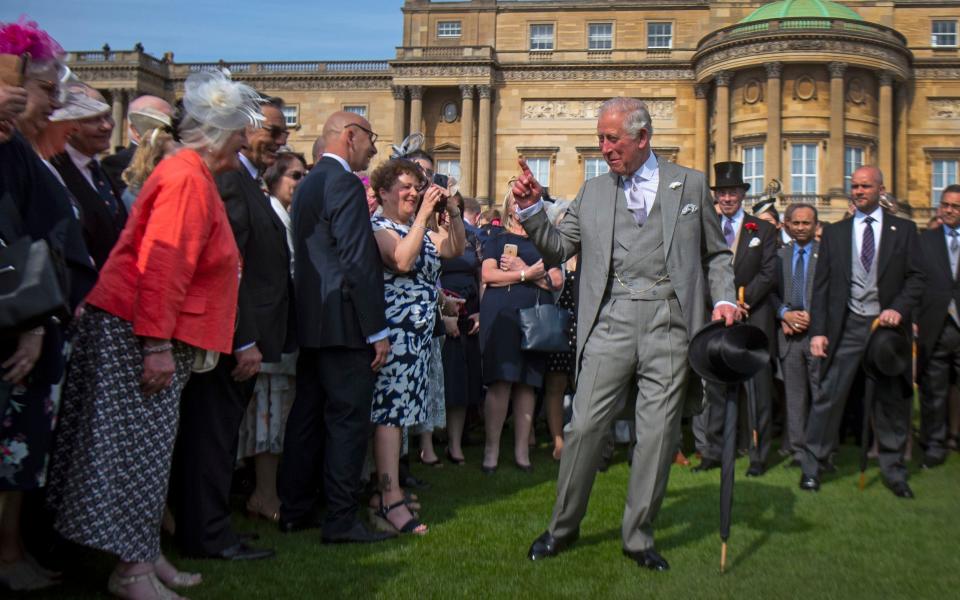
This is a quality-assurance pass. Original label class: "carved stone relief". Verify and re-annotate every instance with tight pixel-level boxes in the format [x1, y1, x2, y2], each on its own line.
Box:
[696, 39, 909, 75]
[793, 75, 817, 101]
[929, 98, 960, 119]
[847, 78, 866, 105]
[521, 99, 675, 121]
[743, 79, 763, 104]
[499, 68, 694, 82]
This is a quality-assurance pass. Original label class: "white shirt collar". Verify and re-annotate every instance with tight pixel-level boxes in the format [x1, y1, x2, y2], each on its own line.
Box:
[323, 152, 352, 173]
[944, 224, 960, 239]
[724, 207, 745, 226]
[238, 152, 259, 179]
[854, 205, 883, 225]
[628, 152, 659, 182]
[65, 144, 98, 191]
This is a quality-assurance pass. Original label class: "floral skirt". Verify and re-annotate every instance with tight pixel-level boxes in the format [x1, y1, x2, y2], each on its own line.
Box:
[0, 376, 60, 491]
[46, 309, 193, 562]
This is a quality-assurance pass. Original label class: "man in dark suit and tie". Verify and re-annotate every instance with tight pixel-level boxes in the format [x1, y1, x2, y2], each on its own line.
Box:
[51, 85, 126, 269]
[277, 111, 393, 544]
[100, 94, 173, 194]
[693, 162, 778, 477]
[174, 99, 292, 560]
[802, 166, 924, 498]
[917, 184, 960, 468]
[770, 203, 820, 466]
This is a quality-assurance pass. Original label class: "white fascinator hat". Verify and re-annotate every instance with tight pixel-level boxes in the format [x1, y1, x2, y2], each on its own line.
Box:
[177, 70, 264, 150]
[49, 67, 110, 122]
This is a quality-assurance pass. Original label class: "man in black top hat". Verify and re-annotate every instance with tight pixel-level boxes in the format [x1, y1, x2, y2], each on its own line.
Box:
[916, 184, 960, 468]
[801, 166, 924, 498]
[693, 162, 778, 476]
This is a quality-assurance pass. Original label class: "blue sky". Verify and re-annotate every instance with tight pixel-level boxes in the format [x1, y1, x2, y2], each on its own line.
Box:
[1, 1, 406, 62]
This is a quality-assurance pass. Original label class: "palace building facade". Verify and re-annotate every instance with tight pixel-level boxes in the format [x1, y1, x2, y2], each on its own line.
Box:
[67, 0, 960, 221]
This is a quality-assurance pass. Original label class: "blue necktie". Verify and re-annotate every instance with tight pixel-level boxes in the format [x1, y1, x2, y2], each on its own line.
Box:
[723, 218, 735, 248]
[87, 160, 120, 217]
[791, 248, 806, 310]
[860, 216, 875, 272]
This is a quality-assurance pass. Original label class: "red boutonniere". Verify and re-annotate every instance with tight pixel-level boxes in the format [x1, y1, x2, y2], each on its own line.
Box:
[744, 222, 758, 233]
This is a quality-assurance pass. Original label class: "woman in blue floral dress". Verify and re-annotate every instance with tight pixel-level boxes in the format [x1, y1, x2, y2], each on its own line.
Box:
[369, 159, 465, 535]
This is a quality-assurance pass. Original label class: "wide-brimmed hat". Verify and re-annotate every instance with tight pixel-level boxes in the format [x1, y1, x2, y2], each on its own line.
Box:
[129, 106, 173, 136]
[688, 320, 769, 384]
[862, 323, 911, 380]
[711, 161, 750, 192]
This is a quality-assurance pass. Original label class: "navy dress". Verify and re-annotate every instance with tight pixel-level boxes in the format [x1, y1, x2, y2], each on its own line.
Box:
[370, 215, 441, 427]
[440, 226, 482, 407]
[479, 231, 555, 388]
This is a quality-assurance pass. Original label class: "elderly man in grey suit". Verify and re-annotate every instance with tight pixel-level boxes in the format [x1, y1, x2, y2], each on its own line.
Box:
[513, 98, 737, 571]
[770, 203, 821, 466]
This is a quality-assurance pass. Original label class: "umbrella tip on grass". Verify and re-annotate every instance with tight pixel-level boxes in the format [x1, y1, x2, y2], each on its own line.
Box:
[858, 472, 866, 491]
[720, 542, 728, 574]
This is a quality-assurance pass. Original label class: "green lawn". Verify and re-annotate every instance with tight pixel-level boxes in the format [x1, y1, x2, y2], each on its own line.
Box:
[28, 438, 960, 599]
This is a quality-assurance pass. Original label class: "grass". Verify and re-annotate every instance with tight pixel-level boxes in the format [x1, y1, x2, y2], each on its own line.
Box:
[26, 439, 960, 600]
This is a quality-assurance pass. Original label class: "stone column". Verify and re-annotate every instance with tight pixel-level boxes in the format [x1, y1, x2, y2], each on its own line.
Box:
[765, 62, 783, 184]
[895, 83, 909, 201]
[476, 85, 493, 203]
[408, 85, 424, 135]
[694, 84, 709, 175]
[828, 62, 847, 198]
[391, 85, 406, 145]
[714, 71, 732, 164]
[878, 73, 894, 183]
[459, 84, 475, 196]
[110, 88, 126, 152]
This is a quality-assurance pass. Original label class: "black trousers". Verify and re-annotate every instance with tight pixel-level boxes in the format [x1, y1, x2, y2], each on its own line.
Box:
[801, 312, 912, 483]
[699, 364, 774, 467]
[920, 318, 960, 462]
[174, 354, 255, 555]
[277, 347, 374, 537]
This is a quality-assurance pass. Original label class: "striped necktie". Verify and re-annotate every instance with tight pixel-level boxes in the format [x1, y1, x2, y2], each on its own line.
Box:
[791, 248, 806, 310]
[860, 216, 875, 272]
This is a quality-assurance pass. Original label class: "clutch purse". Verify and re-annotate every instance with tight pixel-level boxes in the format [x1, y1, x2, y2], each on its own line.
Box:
[192, 349, 220, 373]
[0, 237, 69, 334]
[518, 292, 570, 353]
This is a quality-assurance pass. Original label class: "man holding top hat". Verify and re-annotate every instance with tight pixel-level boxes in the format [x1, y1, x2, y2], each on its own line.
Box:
[801, 166, 923, 498]
[692, 162, 778, 477]
[510, 97, 737, 571]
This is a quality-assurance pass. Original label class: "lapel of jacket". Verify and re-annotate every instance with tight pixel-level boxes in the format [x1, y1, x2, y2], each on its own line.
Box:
[657, 160, 683, 260]
[838, 217, 853, 283]
[599, 171, 618, 271]
[242, 167, 287, 236]
[930, 229, 954, 282]
[806, 240, 819, 306]
[780, 243, 794, 300]
[877, 215, 897, 278]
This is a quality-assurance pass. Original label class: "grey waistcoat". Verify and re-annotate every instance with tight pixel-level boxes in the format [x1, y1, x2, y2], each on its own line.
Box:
[607, 191, 676, 301]
[848, 230, 880, 317]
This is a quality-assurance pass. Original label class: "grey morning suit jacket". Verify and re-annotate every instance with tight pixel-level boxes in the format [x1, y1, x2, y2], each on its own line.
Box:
[521, 159, 735, 413]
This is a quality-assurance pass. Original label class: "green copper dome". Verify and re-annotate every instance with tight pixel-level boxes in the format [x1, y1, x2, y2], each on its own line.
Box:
[740, 0, 863, 23]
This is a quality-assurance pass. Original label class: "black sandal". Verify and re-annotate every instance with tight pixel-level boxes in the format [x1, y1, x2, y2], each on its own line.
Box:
[376, 497, 428, 536]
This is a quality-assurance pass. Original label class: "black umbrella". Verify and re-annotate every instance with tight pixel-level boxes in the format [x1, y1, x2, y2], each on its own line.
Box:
[688, 319, 769, 574]
[738, 288, 760, 453]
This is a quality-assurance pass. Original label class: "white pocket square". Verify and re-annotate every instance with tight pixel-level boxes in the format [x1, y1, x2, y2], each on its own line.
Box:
[680, 203, 698, 215]
[748, 237, 761, 248]
[669, 181, 682, 190]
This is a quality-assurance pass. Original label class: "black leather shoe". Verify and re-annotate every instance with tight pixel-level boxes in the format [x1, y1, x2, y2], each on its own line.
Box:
[480, 464, 497, 475]
[886, 481, 915, 499]
[623, 547, 670, 571]
[322, 522, 396, 544]
[205, 543, 275, 561]
[692, 458, 721, 472]
[921, 454, 946, 470]
[746, 463, 765, 477]
[528, 530, 578, 561]
[278, 513, 323, 534]
[799, 475, 820, 492]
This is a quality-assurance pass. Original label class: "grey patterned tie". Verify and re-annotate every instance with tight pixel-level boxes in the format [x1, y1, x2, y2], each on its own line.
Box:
[860, 216, 875, 272]
[723, 218, 735, 248]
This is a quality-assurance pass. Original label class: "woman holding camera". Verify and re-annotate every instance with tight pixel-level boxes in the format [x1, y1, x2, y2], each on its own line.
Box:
[368, 159, 464, 535]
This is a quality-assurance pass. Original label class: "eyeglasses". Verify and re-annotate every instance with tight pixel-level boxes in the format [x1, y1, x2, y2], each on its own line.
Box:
[285, 170, 305, 181]
[346, 123, 378, 145]
[941, 202, 960, 212]
[261, 124, 288, 139]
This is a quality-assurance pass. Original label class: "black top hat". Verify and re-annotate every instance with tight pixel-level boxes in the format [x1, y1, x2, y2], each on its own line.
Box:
[711, 161, 750, 191]
[862, 323, 911, 380]
[688, 320, 770, 384]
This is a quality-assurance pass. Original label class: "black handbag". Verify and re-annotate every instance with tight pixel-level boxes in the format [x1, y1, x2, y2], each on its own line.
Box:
[0, 192, 70, 335]
[518, 291, 571, 353]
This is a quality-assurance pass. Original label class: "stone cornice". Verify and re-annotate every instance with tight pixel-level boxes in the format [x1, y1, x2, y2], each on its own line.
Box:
[497, 65, 695, 82]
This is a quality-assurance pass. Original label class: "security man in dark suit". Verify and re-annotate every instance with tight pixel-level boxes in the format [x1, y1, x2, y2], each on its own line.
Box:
[917, 183, 960, 468]
[277, 111, 393, 544]
[174, 99, 292, 560]
[802, 166, 924, 498]
[693, 162, 778, 476]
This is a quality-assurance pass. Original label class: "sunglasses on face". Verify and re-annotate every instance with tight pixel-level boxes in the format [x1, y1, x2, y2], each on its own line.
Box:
[261, 124, 288, 139]
[345, 123, 378, 144]
[285, 170, 305, 181]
